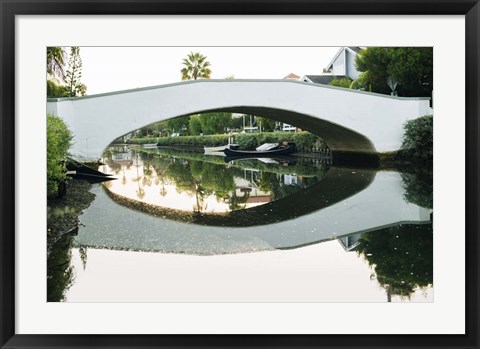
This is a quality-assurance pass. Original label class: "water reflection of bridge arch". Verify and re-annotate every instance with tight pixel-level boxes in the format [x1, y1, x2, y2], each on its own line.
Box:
[104, 166, 375, 227]
[75, 168, 431, 255]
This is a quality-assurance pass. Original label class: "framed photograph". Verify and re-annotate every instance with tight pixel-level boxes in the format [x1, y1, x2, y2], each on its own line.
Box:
[1, 0, 478, 348]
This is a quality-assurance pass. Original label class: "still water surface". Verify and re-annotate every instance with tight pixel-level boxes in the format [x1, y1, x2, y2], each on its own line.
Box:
[48, 145, 433, 302]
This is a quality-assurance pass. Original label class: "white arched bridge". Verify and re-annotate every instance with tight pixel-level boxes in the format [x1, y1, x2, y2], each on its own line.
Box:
[47, 79, 431, 160]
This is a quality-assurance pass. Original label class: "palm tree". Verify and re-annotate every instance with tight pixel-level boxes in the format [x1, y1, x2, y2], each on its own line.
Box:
[47, 47, 66, 81]
[180, 52, 212, 80]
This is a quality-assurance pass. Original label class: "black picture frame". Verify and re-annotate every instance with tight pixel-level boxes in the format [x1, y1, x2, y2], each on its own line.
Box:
[1, 0, 478, 348]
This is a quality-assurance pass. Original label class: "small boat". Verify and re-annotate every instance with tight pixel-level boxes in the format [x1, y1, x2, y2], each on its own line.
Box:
[203, 151, 228, 157]
[204, 136, 237, 154]
[142, 143, 158, 149]
[66, 158, 116, 183]
[223, 142, 296, 157]
[204, 143, 238, 153]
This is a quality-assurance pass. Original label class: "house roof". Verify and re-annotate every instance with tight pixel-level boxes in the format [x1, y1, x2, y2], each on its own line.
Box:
[302, 75, 350, 85]
[325, 47, 362, 70]
[348, 47, 362, 54]
[283, 73, 301, 80]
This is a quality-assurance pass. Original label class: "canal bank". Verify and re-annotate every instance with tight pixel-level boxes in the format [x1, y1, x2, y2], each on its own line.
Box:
[47, 179, 96, 252]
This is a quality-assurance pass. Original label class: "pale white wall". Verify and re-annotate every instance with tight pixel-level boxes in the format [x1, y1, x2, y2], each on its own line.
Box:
[346, 50, 361, 80]
[47, 80, 431, 160]
[331, 50, 345, 75]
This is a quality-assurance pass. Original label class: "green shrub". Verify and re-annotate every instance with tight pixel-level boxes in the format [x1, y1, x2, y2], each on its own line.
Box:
[328, 77, 353, 89]
[236, 134, 258, 150]
[47, 114, 73, 195]
[400, 115, 433, 160]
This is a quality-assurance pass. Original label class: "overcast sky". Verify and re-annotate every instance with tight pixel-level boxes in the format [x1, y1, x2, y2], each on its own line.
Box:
[78, 46, 341, 95]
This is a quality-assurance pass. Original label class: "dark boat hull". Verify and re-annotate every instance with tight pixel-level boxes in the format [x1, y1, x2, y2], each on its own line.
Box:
[66, 158, 115, 183]
[223, 145, 296, 157]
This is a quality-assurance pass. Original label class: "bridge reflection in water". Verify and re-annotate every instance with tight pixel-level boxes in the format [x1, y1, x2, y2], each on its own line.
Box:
[73, 149, 431, 256]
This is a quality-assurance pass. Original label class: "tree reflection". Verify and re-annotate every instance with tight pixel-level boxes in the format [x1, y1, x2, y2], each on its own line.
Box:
[193, 182, 207, 213]
[356, 223, 433, 299]
[47, 233, 75, 302]
[79, 246, 88, 270]
[112, 147, 330, 215]
[121, 167, 127, 185]
[228, 190, 246, 211]
[401, 169, 433, 209]
[136, 186, 146, 199]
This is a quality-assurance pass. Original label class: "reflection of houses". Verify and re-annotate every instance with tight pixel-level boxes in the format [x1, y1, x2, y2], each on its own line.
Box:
[245, 195, 272, 205]
[233, 169, 272, 207]
[111, 148, 133, 167]
[337, 232, 362, 252]
[302, 47, 362, 86]
[283, 174, 298, 186]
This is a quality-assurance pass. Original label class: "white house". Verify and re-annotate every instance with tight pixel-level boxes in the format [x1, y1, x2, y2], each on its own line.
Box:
[301, 47, 362, 85]
[324, 47, 362, 80]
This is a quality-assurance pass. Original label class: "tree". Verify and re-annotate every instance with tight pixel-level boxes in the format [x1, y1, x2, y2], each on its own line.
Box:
[47, 47, 69, 98]
[328, 77, 353, 89]
[65, 47, 87, 97]
[354, 47, 392, 94]
[388, 48, 433, 97]
[47, 114, 74, 196]
[180, 52, 212, 80]
[188, 115, 203, 135]
[257, 116, 277, 132]
[228, 115, 244, 130]
[166, 115, 190, 135]
[187, 113, 233, 135]
[47, 47, 66, 81]
[47, 80, 69, 98]
[354, 47, 433, 97]
[199, 112, 232, 135]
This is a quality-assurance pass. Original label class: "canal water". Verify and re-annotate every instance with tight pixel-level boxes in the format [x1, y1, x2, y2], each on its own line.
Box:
[48, 145, 433, 303]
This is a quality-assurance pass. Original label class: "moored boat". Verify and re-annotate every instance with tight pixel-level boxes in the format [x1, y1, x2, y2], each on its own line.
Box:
[223, 142, 296, 157]
[203, 144, 238, 153]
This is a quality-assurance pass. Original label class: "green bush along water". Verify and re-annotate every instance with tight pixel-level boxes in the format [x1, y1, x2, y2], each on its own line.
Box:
[126, 131, 329, 153]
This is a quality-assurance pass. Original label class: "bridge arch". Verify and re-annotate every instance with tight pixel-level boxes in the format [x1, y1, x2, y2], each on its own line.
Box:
[47, 79, 431, 160]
